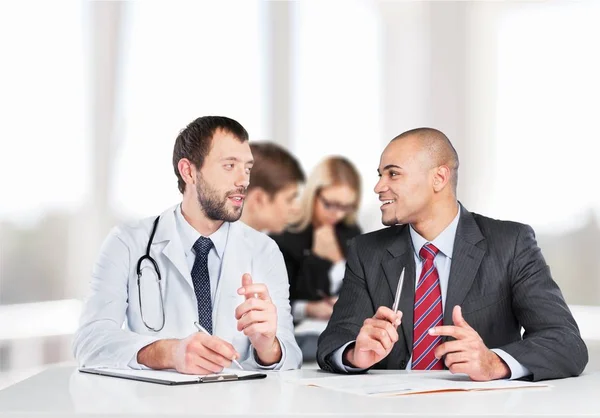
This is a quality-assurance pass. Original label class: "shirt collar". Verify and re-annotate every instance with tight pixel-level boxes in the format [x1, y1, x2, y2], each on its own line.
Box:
[409, 205, 461, 259]
[175, 203, 228, 259]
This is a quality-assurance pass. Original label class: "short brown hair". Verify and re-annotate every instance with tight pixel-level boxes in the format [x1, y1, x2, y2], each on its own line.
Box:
[172, 116, 249, 194]
[248, 142, 305, 196]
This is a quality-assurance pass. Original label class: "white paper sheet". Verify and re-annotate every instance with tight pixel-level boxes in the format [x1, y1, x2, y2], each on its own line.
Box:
[293, 371, 549, 397]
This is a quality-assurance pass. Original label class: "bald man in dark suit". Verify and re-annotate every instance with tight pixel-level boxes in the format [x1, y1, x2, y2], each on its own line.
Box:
[317, 128, 587, 381]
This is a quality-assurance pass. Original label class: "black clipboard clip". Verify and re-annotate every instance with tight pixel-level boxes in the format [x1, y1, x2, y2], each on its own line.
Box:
[200, 374, 238, 383]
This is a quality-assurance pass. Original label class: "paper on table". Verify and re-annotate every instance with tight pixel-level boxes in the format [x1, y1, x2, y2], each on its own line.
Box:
[85, 367, 261, 383]
[293, 371, 549, 397]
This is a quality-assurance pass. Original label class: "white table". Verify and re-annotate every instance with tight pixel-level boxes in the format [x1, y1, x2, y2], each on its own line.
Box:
[0, 366, 598, 417]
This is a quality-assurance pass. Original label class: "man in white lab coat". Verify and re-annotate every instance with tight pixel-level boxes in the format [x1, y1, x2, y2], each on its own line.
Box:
[73, 116, 302, 373]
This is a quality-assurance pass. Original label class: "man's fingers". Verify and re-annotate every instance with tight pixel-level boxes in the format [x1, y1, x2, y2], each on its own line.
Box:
[197, 335, 239, 361]
[182, 360, 217, 375]
[428, 325, 469, 339]
[452, 305, 472, 329]
[235, 298, 270, 319]
[183, 349, 225, 374]
[197, 345, 234, 369]
[241, 273, 253, 288]
[364, 318, 399, 343]
[237, 310, 269, 331]
[373, 306, 402, 326]
[363, 326, 394, 351]
[192, 354, 226, 374]
[448, 362, 471, 376]
[444, 352, 469, 368]
[434, 340, 465, 359]
[357, 338, 387, 356]
[237, 283, 270, 300]
[241, 322, 270, 337]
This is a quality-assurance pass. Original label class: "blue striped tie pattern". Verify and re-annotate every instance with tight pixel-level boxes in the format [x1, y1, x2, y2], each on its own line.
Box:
[191, 236, 214, 334]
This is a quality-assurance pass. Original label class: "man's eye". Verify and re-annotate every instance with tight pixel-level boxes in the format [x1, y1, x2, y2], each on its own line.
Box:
[390, 172, 399, 177]
[224, 164, 234, 170]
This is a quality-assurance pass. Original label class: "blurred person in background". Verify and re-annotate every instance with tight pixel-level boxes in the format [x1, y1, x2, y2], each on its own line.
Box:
[272, 156, 362, 361]
[73, 116, 301, 374]
[240, 142, 305, 234]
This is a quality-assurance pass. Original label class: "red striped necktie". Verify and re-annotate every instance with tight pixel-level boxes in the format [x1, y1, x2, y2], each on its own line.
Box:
[412, 243, 444, 370]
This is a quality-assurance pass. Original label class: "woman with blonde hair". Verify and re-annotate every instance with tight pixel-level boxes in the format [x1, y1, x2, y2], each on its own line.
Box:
[272, 156, 362, 361]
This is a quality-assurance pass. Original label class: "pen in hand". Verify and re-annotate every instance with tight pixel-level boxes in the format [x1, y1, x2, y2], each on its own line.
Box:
[193, 321, 245, 370]
[392, 267, 405, 313]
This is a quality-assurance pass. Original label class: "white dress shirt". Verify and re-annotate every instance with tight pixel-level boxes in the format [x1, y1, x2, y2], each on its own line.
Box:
[333, 207, 531, 379]
[175, 204, 229, 304]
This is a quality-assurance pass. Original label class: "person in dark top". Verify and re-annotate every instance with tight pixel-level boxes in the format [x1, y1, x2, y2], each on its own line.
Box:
[272, 156, 362, 361]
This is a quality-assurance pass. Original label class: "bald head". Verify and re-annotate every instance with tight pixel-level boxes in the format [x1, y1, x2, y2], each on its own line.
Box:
[392, 128, 459, 193]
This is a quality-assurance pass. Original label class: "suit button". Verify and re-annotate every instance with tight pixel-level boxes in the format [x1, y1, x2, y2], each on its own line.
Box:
[400, 360, 407, 369]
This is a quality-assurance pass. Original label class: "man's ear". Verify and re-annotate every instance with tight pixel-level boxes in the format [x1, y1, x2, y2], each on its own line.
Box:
[178, 158, 196, 188]
[433, 165, 451, 192]
[245, 188, 265, 208]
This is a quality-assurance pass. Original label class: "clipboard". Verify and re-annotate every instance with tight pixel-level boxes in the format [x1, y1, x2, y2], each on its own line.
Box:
[79, 367, 267, 386]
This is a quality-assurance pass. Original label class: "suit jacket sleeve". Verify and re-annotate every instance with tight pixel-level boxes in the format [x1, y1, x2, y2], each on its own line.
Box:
[500, 225, 588, 380]
[72, 227, 161, 368]
[317, 238, 373, 373]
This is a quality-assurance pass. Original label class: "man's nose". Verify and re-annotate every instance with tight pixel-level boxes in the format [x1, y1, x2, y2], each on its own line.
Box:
[235, 169, 250, 189]
[374, 177, 386, 194]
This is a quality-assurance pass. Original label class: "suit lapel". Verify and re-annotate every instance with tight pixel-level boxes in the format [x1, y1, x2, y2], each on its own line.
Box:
[443, 205, 486, 326]
[381, 227, 416, 358]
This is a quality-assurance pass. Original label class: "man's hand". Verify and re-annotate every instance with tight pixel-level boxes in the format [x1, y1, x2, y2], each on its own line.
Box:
[312, 225, 344, 263]
[430, 305, 510, 381]
[344, 307, 402, 369]
[236, 273, 281, 366]
[137, 333, 240, 375]
[327, 296, 339, 306]
[306, 300, 334, 320]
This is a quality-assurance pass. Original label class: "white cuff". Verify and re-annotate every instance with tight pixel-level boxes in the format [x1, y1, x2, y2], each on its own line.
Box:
[332, 341, 367, 373]
[292, 300, 308, 321]
[491, 348, 531, 380]
[329, 260, 346, 295]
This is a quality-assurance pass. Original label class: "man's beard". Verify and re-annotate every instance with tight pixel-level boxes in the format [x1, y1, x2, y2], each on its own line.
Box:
[196, 174, 245, 222]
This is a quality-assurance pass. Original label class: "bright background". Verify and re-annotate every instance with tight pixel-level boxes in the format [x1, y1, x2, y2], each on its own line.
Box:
[1, 0, 599, 385]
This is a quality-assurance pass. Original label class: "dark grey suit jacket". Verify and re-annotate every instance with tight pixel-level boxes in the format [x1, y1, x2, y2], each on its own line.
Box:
[317, 205, 588, 381]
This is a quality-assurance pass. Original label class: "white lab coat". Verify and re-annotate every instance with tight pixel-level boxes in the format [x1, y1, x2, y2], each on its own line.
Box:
[72, 204, 302, 370]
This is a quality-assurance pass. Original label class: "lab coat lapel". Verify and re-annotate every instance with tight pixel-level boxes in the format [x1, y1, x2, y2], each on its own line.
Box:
[212, 222, 250, 342]
[152, 205, 195, 294]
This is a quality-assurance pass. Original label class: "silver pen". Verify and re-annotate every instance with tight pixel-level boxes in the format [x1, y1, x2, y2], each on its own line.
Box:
[193, 321, 244, 370]
[392, 267, 405, 313]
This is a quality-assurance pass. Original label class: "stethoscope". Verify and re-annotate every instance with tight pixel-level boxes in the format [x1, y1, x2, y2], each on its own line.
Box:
[135, 216, 165, 332]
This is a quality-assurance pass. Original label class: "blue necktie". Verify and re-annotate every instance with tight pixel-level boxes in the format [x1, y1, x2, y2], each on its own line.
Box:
[191, 236, 214, 334]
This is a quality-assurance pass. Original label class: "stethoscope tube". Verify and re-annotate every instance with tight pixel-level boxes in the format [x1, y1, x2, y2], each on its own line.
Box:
[136, 216, 166, 332]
